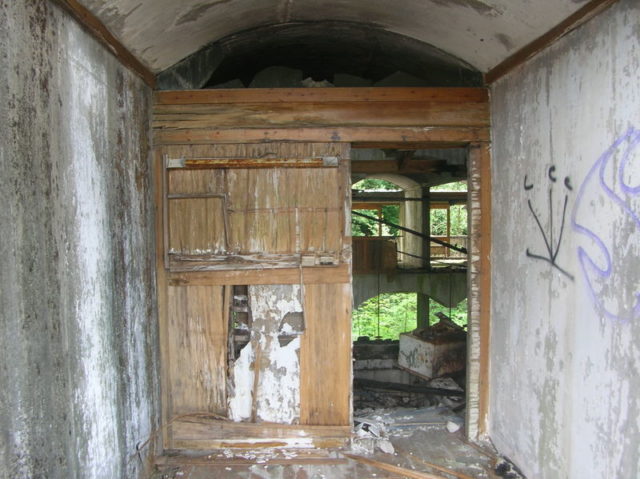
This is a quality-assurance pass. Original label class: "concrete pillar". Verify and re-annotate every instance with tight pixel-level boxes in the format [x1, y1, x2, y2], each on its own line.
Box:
[417, 293, 430, 329]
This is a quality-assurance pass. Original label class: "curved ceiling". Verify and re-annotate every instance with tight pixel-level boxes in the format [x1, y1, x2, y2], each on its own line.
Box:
[79, 0, 593, 74]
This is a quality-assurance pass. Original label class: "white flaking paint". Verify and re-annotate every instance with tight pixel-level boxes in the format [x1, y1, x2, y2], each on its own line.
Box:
[228, 284, 304, 423]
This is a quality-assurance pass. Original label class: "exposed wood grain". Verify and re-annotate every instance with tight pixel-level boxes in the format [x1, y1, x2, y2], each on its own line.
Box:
[154, 126, 490, 145]
[484, 0, 619, 83]
[167, 264, 350, 286]
[170, 416, 351, 449]
[344, 454, 448, 479]
[153, 101, 488, 129]
[155, 88, 489, 105]
[300, 283, 352, 426]
[163, 143, 349, 269]
[466, 143, 492, 441]
[154, 151, 172, 449]
[49, 0, 156, 87]
[166, 285, 227, 416]
[168, 197, 227, 255]
[476, 144, 492, 437]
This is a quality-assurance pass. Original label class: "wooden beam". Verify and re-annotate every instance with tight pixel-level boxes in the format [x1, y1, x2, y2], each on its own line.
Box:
[154, 126, 490, 146]
[155, 87, 489, 105]
[484, 0, 619, 83]
[466, 143, 492, 440]
[49, 0, 156, 87]
[166, 157, 338, 169]
[167, 264, 350, 286]
[153, 101, 489, 129]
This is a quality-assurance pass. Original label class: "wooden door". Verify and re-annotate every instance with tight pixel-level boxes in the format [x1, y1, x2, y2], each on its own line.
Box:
[155, 142, 353, 449]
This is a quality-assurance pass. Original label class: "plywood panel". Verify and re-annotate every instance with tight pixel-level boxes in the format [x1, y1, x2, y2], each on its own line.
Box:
[166, 285, 227, 416]
[300, 283, 352, 426]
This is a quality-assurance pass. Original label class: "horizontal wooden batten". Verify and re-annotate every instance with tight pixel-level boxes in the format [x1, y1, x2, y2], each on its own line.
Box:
[168, 264, 350, 286]
[169, 416, 351, 449]
[153, 101, 488, 130]
[155, 87, 488, 105]
[166, 156, 339, 169]
[154, 126, 489, 146]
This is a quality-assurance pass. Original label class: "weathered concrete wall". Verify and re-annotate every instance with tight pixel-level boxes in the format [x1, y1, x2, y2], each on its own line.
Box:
[490, 1, 640, 477]
[0, 2, 158, 478]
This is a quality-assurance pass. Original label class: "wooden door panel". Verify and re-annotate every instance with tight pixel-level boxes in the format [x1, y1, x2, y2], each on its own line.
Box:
[166, 285, 228, 416]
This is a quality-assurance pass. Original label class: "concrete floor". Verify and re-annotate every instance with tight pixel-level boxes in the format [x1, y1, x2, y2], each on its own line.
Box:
[152, 407, 500, 479]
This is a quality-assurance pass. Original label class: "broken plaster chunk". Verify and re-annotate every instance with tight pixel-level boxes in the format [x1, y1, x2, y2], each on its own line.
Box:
[446, 420, 461, 433]
[378, 438, 395, 455]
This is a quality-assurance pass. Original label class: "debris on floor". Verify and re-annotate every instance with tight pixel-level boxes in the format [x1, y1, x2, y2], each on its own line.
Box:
[152, 406, 502, 479]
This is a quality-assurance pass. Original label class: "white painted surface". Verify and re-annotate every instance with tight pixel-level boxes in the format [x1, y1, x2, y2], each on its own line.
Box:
[228, 285, 303, 423]
[490, 1, 640, 477]
[80, 0, 590, 72]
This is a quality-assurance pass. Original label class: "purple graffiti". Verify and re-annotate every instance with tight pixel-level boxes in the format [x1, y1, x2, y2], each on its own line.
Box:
[571, 127, 640, 323]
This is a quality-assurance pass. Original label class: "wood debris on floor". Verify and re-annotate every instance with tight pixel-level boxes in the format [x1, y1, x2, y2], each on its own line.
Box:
[152, 406, 503, 479]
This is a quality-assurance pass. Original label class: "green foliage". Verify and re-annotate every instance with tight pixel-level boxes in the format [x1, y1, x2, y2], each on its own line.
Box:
[352, 178, 400, 191]
[352, 294, 469, 340]
[430, 205, 467, 236]
[352, 293, 417, 340]
[351, 205, 400, 237]
[431, 181, 467, 192]
[429, 298, 468, 328]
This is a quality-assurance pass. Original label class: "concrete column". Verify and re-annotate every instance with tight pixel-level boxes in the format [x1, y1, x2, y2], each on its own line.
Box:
[417, 293, 430, 329]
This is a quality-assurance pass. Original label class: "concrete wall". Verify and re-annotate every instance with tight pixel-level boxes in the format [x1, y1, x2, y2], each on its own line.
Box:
[0, 2, 158, 478]
[490, 1, 640, 477]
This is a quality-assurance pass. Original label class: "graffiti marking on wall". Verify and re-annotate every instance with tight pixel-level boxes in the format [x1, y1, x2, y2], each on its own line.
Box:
[524, 166, 574, 280]
[572, 127, 640, 322]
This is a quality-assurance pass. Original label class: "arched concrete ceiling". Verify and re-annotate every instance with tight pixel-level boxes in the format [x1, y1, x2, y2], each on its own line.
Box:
[79, 0, 592, 73]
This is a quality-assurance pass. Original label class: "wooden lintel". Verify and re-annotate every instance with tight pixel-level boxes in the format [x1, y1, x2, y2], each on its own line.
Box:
[485, 0, 619, 83]
[167, 157, 338, 169]
[154, 127, 489, 146]
[155, 87, 488, 105]
[49, 0, 156, 87]
[168, 264, 350, 286]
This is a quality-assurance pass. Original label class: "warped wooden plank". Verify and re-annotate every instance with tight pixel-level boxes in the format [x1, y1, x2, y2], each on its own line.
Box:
[155, 87, 489, 105]
[154, 126, 490, 145]
[300, 283, 352, 426]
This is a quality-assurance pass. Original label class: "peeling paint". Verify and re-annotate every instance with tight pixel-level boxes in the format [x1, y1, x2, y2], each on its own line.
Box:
[228, 285, 303, 424]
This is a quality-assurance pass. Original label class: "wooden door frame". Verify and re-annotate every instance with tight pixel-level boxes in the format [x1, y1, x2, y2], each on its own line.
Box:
[152, 87, 492, 442]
